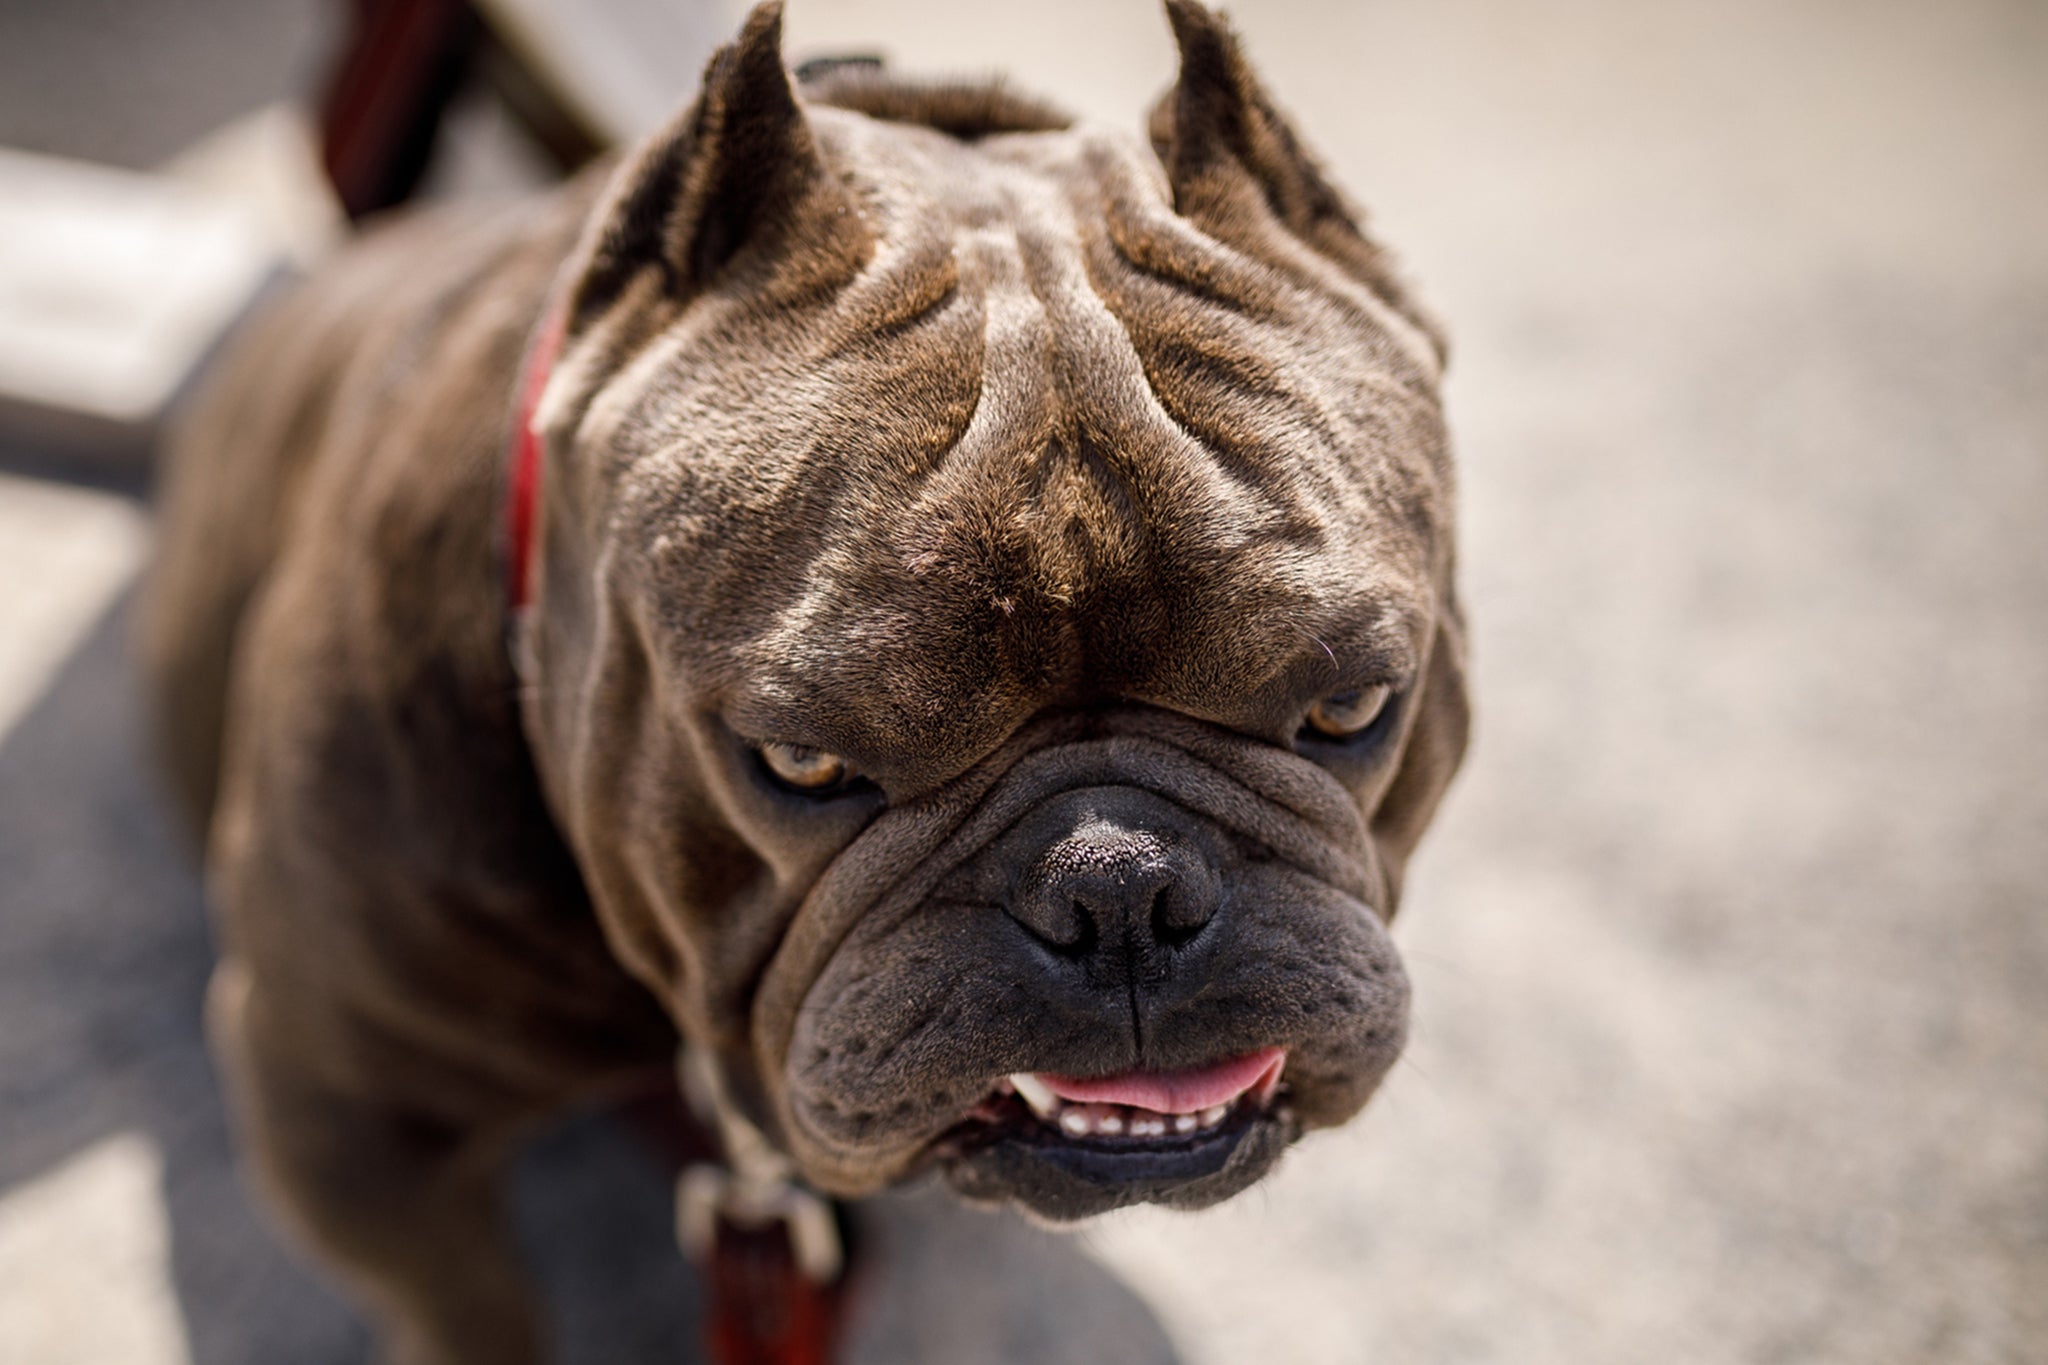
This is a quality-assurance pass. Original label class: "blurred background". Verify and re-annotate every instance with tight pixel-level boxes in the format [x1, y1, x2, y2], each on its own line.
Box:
[1, 0, 2043, 1361]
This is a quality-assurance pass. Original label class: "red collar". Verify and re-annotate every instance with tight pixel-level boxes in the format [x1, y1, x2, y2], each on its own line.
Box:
[504, 302, 569, 614]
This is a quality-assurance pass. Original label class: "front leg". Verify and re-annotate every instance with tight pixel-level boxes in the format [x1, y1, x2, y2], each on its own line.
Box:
[208, 959, 545, 1365]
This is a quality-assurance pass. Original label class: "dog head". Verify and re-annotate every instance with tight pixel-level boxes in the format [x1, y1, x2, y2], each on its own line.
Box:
[520, 1, 1467, 1221]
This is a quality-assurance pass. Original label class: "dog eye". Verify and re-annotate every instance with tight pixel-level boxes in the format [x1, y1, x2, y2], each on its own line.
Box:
[758, 741, 861, 794]
[1302, 685, 1393, 741]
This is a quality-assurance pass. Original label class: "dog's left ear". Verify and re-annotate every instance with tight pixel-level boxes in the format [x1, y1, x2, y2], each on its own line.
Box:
[569, 1, 869, 326]
[1149, 0, 1444, 361]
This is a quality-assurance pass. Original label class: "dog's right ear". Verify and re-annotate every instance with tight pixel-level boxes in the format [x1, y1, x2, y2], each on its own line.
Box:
[568, 1, 870, 326]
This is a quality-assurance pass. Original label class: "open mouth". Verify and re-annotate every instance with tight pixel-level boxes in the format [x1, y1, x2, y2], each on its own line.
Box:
[1006, 1046, 1286, 1137]
[941, 1047, 1288, 1183]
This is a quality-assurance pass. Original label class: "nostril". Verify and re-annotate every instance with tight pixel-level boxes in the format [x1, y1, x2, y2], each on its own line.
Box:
[1006, 883, 1100, 958]
[1149, 883, 1211, 950]
[1047, 904, 1099, 960]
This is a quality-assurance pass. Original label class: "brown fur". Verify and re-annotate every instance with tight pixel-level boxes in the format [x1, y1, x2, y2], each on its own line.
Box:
[141, 4, 1468, 1361]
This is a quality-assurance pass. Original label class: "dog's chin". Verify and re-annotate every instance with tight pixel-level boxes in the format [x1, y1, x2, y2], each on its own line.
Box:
[915, 1057, 1302, 1222]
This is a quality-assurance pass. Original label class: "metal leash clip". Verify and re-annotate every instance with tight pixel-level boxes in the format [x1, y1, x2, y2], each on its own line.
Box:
[674, 1045, 845, 1286]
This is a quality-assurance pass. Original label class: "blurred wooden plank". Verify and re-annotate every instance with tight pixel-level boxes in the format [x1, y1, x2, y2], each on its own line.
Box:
[0, 149, 276, 461]
[0, 109, 341, 474]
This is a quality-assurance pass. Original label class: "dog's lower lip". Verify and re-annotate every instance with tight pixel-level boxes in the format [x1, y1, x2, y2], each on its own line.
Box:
[936, 1084, 1281, 1198]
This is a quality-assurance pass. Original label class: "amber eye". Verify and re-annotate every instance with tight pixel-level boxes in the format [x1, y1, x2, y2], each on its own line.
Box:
[758, 741, 859, 793]
[1303, 685, 1393, 741]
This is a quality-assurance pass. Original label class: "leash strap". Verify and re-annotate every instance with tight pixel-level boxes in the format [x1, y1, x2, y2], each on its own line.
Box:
[700, 1219, 848, 1365]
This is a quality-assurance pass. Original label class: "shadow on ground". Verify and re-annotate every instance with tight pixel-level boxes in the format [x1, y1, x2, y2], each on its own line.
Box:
[0, 593, 364, 1363]
[0, 593, 1179, 1364]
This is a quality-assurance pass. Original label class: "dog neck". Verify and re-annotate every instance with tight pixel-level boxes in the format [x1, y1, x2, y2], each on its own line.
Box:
[501, 303, 855, 1363]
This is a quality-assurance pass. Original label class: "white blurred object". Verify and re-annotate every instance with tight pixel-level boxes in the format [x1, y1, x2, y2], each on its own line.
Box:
[0, 470, 149, 738]
[0, 1133, 192, 1365]
[161, 103, 344, 272]
[0, 150, 269, 440]
[0, 111, 339, 453]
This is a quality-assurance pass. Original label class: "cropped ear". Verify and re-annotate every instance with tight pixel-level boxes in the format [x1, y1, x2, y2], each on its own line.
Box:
[570, 2, 868, 325]
[1149, 0, 1444, 360]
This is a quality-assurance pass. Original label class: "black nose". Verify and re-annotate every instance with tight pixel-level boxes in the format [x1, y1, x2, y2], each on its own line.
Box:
[1009, 805, 1221, 971]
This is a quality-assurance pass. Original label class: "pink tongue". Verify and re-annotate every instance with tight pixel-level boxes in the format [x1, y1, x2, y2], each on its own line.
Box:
[1036, 1047, 1286, 1115]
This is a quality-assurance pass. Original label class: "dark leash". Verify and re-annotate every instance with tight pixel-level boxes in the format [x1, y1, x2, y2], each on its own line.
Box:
[504, 296, 855, 1365]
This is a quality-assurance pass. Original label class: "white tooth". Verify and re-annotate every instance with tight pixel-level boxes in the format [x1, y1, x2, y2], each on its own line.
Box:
[1060, 1110, 1091, 1136]
[1199, 1105, 1229, 1128]
[1009, 1073, 1061, 1119]
[1098, 1112, 1124, 1135]
[1132, 1115, 1167, 1137]
[1174, 1114, 1197, 1133]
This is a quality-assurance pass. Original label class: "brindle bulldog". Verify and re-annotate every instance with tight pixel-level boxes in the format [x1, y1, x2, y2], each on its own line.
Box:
[141, 2, 1468, 1360]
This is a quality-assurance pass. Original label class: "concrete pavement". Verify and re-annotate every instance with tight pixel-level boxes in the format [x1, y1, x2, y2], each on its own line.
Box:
[1, 0, 2043, 1360]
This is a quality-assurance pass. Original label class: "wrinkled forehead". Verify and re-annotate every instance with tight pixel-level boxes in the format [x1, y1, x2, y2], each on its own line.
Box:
[598, 110, 1450, 767]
